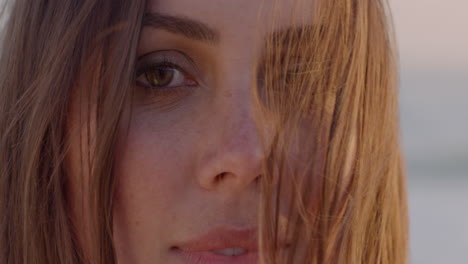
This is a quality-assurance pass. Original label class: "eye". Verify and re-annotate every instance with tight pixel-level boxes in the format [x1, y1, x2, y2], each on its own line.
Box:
[136, 62, 197, 90]
[135, 51, 199, 92]
[133, 51, 201, 109]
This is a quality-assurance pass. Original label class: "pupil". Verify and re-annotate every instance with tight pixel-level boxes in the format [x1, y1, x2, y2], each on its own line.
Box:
[146, 67, 174, 87]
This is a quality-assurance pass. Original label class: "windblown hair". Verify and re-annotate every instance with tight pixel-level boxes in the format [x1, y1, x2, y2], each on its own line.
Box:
[257, 1, 408, 263]
[0, 0, 408, 263]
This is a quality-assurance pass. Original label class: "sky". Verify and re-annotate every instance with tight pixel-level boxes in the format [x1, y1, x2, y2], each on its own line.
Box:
[389, 2, 468, 263]
[389, 0, 468, 175]
[390, 0, 468, 70]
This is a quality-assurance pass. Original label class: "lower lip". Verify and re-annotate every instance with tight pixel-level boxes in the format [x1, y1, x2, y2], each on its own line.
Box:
[172, 248, 259, 264]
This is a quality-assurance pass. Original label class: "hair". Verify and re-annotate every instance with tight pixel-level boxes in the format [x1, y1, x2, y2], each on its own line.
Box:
[0, 0, 408, 263]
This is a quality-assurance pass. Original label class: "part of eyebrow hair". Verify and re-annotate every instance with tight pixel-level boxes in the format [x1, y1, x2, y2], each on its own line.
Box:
[142, 12, 220, 44]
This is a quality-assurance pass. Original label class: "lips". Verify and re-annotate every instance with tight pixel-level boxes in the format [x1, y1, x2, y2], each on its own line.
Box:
[171, 226, 287, 264]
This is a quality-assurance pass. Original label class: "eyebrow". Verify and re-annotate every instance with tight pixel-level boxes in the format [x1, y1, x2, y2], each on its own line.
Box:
[142, 12, 220, 44]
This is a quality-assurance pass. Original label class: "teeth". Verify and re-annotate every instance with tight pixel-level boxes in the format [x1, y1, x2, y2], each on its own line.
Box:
[213, 248, 247, 256]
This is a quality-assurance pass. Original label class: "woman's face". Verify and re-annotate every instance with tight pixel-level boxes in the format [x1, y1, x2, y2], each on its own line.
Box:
[68, 0, 314, 263]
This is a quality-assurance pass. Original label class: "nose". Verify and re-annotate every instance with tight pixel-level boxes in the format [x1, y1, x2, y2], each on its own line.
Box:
[195, 92, 273, 193]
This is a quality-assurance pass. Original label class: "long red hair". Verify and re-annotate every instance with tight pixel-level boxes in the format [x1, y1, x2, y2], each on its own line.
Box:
[0, 0, 408, 263]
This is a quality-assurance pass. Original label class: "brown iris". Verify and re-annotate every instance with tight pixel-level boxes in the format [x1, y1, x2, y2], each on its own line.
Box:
[145, 66, 175, 87]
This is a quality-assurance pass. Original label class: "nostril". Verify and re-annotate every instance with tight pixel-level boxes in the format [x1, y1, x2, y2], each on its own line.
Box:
[214, 172, 227, 183]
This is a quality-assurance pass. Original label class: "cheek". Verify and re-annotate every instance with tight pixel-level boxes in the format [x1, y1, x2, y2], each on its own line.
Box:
[111, 113, 196, 262]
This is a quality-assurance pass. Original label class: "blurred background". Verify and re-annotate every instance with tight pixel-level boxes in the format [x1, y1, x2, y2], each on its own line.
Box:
[390, 0, 468, 263]
[1, 0, 467, 263]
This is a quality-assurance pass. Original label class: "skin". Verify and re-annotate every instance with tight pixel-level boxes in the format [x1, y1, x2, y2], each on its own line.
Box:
[67, 0, 320, 263]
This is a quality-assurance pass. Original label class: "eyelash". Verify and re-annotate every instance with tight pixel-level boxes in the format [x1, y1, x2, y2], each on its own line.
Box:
[135, 56, 198, 93]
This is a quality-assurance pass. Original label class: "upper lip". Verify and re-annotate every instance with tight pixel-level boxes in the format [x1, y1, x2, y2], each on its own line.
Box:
[174, 226, 260, 252]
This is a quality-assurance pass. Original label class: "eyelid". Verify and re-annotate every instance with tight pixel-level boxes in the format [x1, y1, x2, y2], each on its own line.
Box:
[135, 49, 200, 79]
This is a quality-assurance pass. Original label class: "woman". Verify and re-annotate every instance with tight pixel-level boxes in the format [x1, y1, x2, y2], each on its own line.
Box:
[0, 0, 408, 263]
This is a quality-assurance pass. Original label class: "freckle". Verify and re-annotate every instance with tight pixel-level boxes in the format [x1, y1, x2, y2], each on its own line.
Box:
[224, 90, 233, 98]
[170, 212, 177, 222]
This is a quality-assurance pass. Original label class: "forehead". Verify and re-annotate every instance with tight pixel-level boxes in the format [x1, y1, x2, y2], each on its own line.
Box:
[147, 0, 315, 40]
